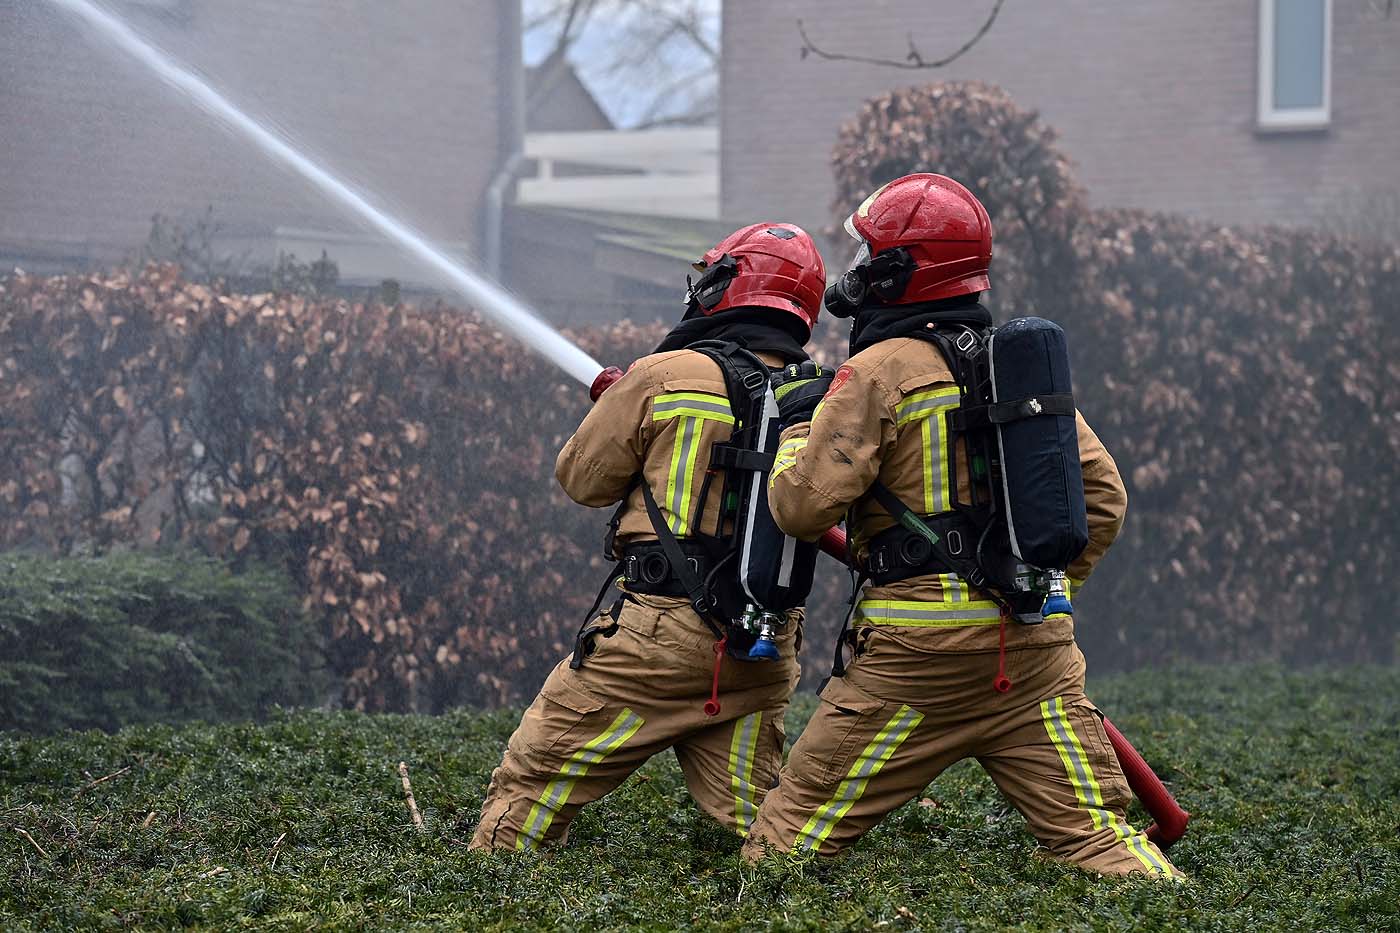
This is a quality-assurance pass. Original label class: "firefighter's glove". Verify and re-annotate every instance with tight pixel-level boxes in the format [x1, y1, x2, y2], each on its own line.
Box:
[772, 361, 833, 427]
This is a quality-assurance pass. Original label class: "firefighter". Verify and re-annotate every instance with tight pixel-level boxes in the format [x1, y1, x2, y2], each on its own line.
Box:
[743, 175, 1181, 878]
[470, 223, 826, 851]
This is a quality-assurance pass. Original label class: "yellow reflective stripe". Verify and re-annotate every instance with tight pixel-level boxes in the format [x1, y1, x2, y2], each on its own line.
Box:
[895, 386, 960, 426]
[653, 391, 735, 425]
[665, 417, 688, 534]
[920, 417, 936, 513]
[793, 704, 923, 852]
[517, 708, 644, 851]
[855, 597, 1002, 627]
[770, 436, 807, 487]
[897, 387, 958, 511]
[666, 415, 703, 535]
[1039, 696, 1171, 876]
[934, 403, 951, 511]
[1068, 577, 1085, 597]
[653, 406, 735, 424]
[812, 399, 827, 421]
[728, 712, 763, 835]
[776, 436, 807, 458]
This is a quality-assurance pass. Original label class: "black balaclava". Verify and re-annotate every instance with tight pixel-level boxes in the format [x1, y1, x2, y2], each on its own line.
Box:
[654, 305, 810, 365]
[848, 292, 993, 357]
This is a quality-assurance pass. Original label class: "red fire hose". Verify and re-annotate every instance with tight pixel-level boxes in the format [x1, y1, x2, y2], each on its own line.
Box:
[593, 367, 1188, 847]
[815, 525, 1189, 848]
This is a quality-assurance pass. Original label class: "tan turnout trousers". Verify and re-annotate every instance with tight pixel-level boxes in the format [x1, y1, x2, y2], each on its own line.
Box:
[471, 347, 802, 851]
[741, 630, 1175, 876]
[744, 336, 1179, 878]
[471, 593, 799, 851]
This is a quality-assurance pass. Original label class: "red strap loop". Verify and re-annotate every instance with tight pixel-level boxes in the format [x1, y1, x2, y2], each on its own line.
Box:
[704, 637, 726, 717]
[992, 611, 1013, 694]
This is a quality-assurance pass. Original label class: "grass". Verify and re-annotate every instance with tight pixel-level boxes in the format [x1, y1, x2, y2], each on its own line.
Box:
[2, 665, 1398, 931]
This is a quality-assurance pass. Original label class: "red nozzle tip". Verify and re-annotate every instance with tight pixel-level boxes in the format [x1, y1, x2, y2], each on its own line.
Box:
[590, 366, 625, 402]
[992, 676, 1013, 694]
[703, 700, 721, 717]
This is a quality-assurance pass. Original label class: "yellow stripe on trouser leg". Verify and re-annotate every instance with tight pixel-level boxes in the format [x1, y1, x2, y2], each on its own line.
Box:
[1039, 696, 1172, 876]
[727, 711, 763, 835]
[516, 708, 644, 851]
[793, 704, 924, 852]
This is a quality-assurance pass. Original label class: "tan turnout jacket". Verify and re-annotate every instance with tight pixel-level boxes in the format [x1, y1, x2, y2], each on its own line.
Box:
[557, 347, 784, 545]
[470, 346, 801, 852]
[768, 336, 1127, 652]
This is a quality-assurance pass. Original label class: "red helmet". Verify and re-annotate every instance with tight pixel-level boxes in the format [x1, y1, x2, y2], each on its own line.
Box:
[829, 174, 992, 313]
[686, 222, 826, 337]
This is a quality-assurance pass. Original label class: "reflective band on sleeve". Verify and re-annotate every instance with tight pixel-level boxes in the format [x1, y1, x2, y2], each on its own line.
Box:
[1039, 696, 1173, 876]
[516, 708, 644, 851]
[652, 392, 736, 425]
[854, 598, 1002, 627]
[793, 704, 923, 852]
[770, 436, 808, 486]
[727, 711, 763, 835]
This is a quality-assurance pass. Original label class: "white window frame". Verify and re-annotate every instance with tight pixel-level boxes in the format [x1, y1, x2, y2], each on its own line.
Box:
[1258, 0, 1332, 131]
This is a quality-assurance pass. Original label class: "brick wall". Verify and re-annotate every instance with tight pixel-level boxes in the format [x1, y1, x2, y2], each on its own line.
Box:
[0, 0, 505, 268]
[721, 0, 1400, 234]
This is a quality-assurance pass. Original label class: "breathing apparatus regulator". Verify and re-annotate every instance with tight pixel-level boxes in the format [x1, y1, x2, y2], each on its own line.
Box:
[821, 216, 919, 319]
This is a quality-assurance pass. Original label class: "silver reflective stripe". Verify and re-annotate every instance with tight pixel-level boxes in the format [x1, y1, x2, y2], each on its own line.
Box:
[729, 712, 762, 834]
[653, 397, 732, 419]
[516, 708, 643, 851]
[670, 415, 697, 533]
[1041, 697, 1170, 876]
[793, 704, 923, 852]
[856, 605, 1001, 624]
[899, 395, 954, 422]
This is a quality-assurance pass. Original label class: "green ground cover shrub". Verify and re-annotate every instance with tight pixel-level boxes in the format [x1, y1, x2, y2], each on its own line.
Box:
[2, 665, 1396, 930]
[0, 551, 324, 733]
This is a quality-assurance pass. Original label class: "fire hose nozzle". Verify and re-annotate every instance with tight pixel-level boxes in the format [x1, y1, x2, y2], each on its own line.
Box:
[818, 526, 850, 565]
[590, 366, 625, 402]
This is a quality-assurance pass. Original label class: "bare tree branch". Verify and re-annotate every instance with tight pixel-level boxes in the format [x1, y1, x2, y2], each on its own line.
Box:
[526, 0, 718, 127]
[797, 0, 1005, 70]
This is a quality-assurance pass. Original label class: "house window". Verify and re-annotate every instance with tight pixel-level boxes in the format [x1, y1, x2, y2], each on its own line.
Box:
[1258, 0, 1331, 130]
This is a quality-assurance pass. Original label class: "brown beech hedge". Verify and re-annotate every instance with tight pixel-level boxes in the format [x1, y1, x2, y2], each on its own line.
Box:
[829, 81, 1400, 670]
[0, 266, 674, 710]
[2, 85, 1395, 713]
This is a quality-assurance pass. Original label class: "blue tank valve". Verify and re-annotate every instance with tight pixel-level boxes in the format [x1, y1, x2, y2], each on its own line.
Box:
[747, 636, 781, 661]
[1042, 572, 1074, 618]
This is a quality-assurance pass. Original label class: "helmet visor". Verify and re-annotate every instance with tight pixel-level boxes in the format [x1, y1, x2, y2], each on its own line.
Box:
[844, 214, 871, 271]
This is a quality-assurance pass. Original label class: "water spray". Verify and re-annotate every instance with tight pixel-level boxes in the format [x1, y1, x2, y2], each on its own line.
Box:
[48, 0, 604, 388]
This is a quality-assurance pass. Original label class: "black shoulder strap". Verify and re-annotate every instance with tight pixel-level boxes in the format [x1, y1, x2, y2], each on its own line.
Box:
[638, 480, 725, 639]
[688, 339, 770, 430]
